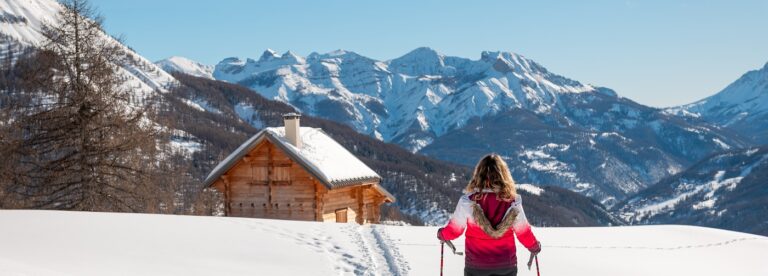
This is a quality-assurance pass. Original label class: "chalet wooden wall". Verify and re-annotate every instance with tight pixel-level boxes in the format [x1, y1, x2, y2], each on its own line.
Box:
[320, 185, 386, 224]
[212, 141, 316, 221]
[211, 139, 387, 224]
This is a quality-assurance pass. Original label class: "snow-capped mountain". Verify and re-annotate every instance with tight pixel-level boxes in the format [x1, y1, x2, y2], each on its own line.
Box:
[156, 56, 214, 79]
[0, 0, 176, 97]
[1, 0, 193, 155]
[669, 62, 768, 144]
[212, 48, 746, 206]
[214, 47, 597, 151]
[618, 146, 768, 235]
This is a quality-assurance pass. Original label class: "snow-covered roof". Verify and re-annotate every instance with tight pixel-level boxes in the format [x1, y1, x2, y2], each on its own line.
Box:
[205, 127, 392, 199]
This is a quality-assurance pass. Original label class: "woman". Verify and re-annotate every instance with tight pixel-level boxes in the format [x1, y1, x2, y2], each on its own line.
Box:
[438, 154, 541, 276]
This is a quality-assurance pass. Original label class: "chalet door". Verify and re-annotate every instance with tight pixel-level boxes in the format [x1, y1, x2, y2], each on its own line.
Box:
[365, 204, 374, 224]
[335, 208, 348, 223]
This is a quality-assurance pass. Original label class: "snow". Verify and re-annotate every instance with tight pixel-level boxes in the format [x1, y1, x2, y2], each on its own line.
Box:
[663, 107, 701, 118]
[692, 198, 716, 210]
[155, 56, 214, 79]
[408, 137, 433, 153]
[575, 182, 592, 191]
[517, 184, 544, 196]
[632, 170, 745, 220]
[180, 99, 205, 112]
[234, 103, 264, 128]
[1, 0, 177, 98]
[168, 138, 202, 155]
[180, 98, 221, 114]
[0, 210, 766, 276]
[634, 173, 723, 217]
[712, 138, 731, 150]
[626, 150, 768, 223]
[0, 0, 59, 46]
[265, 127, 380, 184]
[519, 148, 578, 180]
[599, 132, 627, 140]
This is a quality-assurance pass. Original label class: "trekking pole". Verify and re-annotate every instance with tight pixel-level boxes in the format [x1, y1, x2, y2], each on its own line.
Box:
[527, 253, 535, 270]
[444, 240, 463, 255]
[440, 241, 444, 276]
[527, 253, 541, 275]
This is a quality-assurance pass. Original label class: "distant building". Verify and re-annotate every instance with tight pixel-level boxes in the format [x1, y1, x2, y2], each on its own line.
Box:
[204, 113, 395, 224]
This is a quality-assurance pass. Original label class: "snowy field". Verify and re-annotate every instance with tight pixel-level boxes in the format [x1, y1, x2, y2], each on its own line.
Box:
[0, 211, 766, 276]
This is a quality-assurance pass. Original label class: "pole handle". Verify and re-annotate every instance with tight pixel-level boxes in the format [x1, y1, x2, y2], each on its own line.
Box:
[527, 253, 535, 270]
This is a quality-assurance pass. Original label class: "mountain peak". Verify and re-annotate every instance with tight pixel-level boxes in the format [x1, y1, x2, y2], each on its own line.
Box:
[401, 47, 441, 59]
[675, 60, 768, 144]
[155, 56, 213, 79]
[221, 57, 242, 63]
[258, 49, 280, 62]
[319, 49, 368, 60]
[164, 56, 195, 63]
[327, 49, 351, 56]
[480, 51, 521, 63]
[281, 50, 305, 63]
[388, 47, 446, 76]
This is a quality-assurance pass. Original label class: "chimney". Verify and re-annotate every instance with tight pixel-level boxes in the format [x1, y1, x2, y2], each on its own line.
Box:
[283, 113, 302, 148]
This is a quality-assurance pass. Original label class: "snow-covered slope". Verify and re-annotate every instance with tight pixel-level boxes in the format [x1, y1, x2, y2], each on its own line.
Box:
[212, 48, 745, 206]
[0, 0, 176, 97]
[618, 146, 768, 235]
[1, 0, 198, 155]
[0, 210, 765, 276]
[155, 56, 214, 79]
[670, 62, 768, 144]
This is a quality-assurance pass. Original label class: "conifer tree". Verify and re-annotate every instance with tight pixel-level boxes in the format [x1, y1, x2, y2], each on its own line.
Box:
[7, 0, 161, 211]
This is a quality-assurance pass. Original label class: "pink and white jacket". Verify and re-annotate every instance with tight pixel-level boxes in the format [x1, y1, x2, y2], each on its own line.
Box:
[438, 190, 539, 270]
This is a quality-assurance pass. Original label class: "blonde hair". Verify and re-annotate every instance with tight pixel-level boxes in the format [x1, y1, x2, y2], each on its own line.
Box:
[465, 154, 517, 201]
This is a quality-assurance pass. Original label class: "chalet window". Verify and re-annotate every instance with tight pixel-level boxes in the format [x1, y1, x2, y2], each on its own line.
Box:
[335, 208, 348, 223]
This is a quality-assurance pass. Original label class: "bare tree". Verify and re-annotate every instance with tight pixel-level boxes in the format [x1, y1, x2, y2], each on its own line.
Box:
[6, 0, 161, 212]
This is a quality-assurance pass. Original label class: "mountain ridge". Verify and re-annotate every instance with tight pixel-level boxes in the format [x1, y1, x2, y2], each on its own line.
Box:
[201, 47, 747, 206]
[669, 61, 768, 144]
[212, 46, 598, 151]
[155, 56, 214, 80]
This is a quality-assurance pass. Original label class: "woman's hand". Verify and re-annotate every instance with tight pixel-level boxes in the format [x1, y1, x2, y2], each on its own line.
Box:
[529, 241, 542, 256]
[437, 227, 446, 241]
[526, 242, 542, 270]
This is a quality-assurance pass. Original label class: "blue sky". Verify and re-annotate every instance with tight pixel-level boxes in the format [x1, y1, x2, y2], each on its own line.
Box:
[90, 0, 768, 107]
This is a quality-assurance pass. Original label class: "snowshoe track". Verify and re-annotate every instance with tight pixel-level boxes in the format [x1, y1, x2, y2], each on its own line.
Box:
[354, 225, 410, 276]
[216, 217, 412, 275]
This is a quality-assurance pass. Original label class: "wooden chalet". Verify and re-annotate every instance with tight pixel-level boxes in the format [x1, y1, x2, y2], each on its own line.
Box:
[204, 113, 395, 224]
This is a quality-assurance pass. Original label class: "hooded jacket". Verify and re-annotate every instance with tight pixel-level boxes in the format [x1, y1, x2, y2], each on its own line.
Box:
[438, 190, 539, 270]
